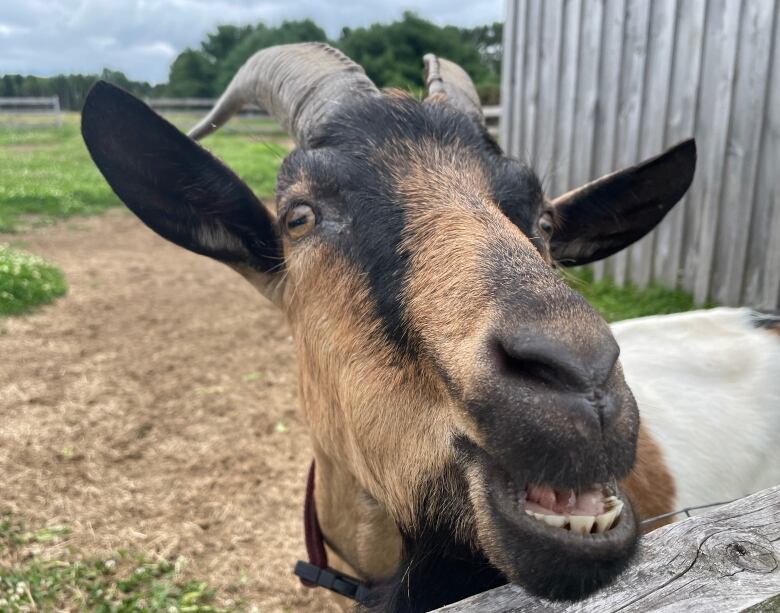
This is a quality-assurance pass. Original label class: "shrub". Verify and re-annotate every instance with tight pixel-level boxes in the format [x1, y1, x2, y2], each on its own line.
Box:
[0, 244, 67, 316]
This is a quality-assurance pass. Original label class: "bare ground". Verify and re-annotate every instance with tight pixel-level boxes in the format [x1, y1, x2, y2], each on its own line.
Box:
[0, 209, 345, 611]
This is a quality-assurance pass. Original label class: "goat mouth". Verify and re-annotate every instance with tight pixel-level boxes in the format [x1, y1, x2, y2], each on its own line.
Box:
[489, 466, 636, 550]
[460, 440, 638, 600]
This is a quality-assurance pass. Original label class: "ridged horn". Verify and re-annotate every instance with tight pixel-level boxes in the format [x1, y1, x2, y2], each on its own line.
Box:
[423, 53, 483, 124]
[188, 42, 379, 146]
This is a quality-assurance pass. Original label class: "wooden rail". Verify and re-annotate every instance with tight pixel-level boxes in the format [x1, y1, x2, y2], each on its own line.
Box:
[0, 96, 61, 128]
[435, 484, 780, 612]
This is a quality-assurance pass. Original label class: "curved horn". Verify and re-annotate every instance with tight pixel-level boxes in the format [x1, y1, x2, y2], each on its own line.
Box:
[423, 53, 483, 124]
[189, 42, 379, 146]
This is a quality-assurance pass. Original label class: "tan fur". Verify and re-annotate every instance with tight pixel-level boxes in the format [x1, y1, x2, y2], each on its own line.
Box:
[280, 239, 453, 577]
[620, 424, 677, 531]
[394, 139, 550, 395]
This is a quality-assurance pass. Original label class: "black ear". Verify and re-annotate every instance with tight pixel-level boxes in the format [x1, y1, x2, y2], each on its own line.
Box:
[548, 139, 696, 267]
[81, 81, 281, 271]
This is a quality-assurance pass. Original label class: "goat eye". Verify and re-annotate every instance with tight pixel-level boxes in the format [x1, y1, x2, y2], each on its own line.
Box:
[539, 213, 554, 237]
[285, 204, 317, 239]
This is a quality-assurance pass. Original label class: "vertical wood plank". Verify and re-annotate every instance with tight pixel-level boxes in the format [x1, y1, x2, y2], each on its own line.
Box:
[691, 0, 742, 305]
[712, 0, 775, 306]
[536, 1, 565, 183]
[522, 0, 543, 162]
[611, 0, 651, 286]
[592, 0, 625, 281]
[764, 191, 780, 310]
[499, 0, 518, 149]
[748, 0, 780, 310]
[570, 0, 605, 188]
[553, 0, 583, 196]
[629, 0, 677, 288]
[654, 0, 706, 288]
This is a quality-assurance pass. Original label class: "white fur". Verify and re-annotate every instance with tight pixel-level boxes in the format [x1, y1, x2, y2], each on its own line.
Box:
[611, 307, 780, 510]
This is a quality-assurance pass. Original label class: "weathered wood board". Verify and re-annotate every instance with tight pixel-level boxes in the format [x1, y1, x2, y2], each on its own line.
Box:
[435, 484, 780, 612]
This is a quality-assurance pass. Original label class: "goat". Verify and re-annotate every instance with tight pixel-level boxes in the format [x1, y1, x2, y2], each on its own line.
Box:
[612, 307, 780, 520]
[81, 43, 698, 611]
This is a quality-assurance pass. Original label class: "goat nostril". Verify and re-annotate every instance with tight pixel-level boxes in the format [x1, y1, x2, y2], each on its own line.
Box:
[493, 338, 577, 390]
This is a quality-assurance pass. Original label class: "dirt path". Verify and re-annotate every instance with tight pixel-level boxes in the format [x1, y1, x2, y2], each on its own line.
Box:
[0, 210, 345, 611]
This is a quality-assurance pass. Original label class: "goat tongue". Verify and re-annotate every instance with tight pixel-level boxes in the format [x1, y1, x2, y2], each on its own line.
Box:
[526, 484, 605, 516]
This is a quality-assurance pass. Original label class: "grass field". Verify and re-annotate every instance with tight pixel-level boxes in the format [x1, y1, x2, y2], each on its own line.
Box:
[0, 113, 286, 234]
[0, 513, 223, 612]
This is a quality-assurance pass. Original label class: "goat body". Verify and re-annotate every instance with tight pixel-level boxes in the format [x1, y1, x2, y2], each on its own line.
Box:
[613, 307, 780, 513]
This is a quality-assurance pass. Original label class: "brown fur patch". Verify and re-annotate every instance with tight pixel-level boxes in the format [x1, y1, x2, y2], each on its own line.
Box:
[281, 241, 455, 578]
[394, 139, 548, 397]
[620, 424, 677, 531]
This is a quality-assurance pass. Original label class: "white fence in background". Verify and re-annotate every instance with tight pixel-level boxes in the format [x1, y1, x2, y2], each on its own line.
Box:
[0, 96, 61, 128]
[500, 0, 780, 310]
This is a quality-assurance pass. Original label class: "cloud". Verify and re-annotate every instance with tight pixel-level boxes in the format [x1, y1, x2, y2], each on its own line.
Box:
[0, 0, 502, 83]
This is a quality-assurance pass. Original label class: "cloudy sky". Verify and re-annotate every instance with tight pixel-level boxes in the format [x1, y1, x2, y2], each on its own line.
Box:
[0, 0, 503, 83]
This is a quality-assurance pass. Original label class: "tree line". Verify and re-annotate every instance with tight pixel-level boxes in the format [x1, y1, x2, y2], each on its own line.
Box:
[0, 13, 501, 110]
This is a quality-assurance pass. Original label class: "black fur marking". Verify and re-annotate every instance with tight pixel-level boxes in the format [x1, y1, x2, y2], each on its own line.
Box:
[82, 81, 281, 271]
[547, 139, 696, 267]
[360, 464, 506, 613]
[751, 311, 780, 333]
[362, 528, 505, 613]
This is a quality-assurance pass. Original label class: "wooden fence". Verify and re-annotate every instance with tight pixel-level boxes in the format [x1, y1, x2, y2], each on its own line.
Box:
[500, 0, 780, 310]
[435, 483, 780, 611]
[0, 96, 61, 128]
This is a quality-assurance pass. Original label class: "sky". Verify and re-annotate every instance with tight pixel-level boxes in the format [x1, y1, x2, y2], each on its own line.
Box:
[0, 0, 503, 84]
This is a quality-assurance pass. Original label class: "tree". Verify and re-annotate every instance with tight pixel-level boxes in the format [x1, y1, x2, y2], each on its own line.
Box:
[201, 25, 253, 63]
[216, 20, 328, 90]
[337, 12, 498, 101]
[166, 49, 217, 97]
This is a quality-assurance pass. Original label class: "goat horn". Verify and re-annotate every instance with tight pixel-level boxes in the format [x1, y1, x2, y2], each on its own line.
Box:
[189, 42, 379, 146]
[423, 53, 483, 125]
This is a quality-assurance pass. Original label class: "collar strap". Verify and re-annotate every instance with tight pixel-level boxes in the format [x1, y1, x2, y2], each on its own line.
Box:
[294, 460, 372, 604]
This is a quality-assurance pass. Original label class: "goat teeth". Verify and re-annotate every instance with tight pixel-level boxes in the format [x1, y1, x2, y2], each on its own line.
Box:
[595, 500, 625, 532]
[595, 508, 617, 533]
[525, 509, 534, 516]
[541, 514, 567, 528]
[533, 512, 544, 520]
[569, 515, 596, 534]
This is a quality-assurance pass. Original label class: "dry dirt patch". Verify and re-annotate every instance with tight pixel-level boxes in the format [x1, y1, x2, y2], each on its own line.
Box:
[0, 210, 344, 611]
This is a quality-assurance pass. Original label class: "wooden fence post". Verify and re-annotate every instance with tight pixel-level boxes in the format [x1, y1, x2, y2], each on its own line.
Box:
[434, 484, 780, 612]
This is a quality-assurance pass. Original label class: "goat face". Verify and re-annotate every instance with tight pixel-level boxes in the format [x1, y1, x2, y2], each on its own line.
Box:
[82, 44, 696, 605]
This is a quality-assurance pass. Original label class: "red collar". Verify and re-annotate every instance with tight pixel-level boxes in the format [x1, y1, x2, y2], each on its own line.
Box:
[294, 460, 372, 603]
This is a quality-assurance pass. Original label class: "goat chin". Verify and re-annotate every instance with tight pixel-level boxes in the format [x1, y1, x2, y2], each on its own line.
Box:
[612, 307, 780, 512]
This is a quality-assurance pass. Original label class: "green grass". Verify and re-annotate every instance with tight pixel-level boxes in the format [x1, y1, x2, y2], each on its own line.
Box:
[0, 244, 67, 316]
[0, 513, 223, 612]
[0, 113, 286, 233]
[564, 267, 699, 322]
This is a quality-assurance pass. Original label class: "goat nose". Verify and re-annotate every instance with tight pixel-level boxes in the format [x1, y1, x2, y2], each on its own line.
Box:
[490, 330, 619, 393]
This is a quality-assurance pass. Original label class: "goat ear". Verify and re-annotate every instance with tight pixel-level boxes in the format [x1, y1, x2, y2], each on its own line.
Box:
[548, 139, 696, 267]
[81, 81, 281, 273]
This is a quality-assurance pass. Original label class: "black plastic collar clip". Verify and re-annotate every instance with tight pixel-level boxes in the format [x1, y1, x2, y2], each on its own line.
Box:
[294, 560, 372, 603]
